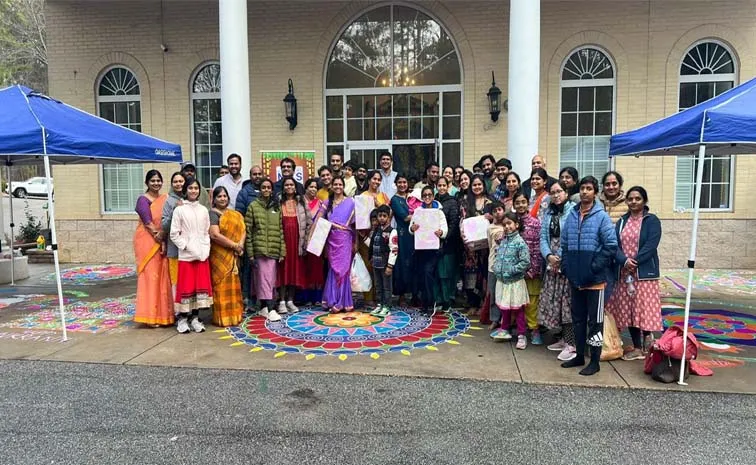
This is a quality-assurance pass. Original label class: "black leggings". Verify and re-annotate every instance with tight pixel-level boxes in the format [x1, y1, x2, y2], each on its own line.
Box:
[628, 327, 651, 349]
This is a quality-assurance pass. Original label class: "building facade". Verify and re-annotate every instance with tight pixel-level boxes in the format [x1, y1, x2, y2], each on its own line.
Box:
[46, 0, 756, 268]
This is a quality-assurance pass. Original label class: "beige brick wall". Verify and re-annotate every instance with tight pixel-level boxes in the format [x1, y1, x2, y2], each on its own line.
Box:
[46, 0, 756, 268]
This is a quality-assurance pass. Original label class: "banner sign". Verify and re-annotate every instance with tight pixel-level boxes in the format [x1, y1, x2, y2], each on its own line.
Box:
[260, 151, 316, 184]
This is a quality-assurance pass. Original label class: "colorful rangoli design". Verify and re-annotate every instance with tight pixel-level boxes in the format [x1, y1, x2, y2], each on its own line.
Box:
[224, 307, 471, 359]
[662, 305, 756, 347]
[43, 265, 136, 285]
[0, 295, 136, 333]
[660, 269, 756, 297]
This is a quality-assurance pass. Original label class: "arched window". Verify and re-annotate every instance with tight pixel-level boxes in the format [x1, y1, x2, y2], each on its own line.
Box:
[676, 41, 736, 211]
[559, 47, 615, 179]
[97, 67, 143, 213]
[191, 63, 222, 189]
[325, 4, 462, 180]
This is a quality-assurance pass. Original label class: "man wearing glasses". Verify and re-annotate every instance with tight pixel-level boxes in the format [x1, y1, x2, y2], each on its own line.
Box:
[272, 157, 304, 196]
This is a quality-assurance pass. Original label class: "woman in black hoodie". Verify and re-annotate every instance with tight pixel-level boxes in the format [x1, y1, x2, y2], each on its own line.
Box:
[435, 176, 460, 312]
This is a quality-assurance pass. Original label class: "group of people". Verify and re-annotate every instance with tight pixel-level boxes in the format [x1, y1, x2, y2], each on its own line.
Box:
[133, 151, 663, 376]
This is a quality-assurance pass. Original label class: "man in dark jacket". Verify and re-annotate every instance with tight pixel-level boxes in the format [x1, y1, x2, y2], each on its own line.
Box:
[560, 175, 617, 376]
[521, 155, 558, 199]
[235, 165, 263, 215]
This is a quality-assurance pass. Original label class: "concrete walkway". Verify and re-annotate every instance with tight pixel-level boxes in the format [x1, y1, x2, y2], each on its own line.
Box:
[1, 264, 754, 394]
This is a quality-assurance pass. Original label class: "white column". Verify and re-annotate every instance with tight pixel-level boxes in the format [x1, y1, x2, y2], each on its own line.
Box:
[507, 0, 540, 178]
[219, 0, 252, 169]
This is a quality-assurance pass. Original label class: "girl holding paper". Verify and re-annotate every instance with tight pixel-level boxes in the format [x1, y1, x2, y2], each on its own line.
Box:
[317, 177, 358, 313]
[277, 176, 312, 314]
[409, 186, 447, 315]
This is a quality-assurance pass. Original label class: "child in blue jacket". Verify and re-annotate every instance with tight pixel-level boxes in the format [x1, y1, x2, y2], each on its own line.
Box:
[492, 212, 531, 350]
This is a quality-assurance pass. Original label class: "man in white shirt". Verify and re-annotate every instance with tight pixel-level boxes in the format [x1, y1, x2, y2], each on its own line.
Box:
[378, 151, 397, 198]
[213, 153, 244, 207]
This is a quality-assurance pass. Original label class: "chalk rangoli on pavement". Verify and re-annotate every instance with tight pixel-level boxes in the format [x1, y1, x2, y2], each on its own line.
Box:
[42, 265, 136, 285]
[222, 307, 473, 359]
[0, 295, 136, 333]
[662, 304, 756, 347]
[660, 269, 756, 297]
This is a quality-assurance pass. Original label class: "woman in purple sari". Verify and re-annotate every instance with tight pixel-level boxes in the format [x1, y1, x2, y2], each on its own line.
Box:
[315, 177, 357, 313]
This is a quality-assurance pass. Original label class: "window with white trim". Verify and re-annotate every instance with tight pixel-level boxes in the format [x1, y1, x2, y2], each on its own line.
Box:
[97, 67, 143, 213]
[191, 63, 222, 189]
[559, 47, 615, 179]
[676, 41, 736, 211]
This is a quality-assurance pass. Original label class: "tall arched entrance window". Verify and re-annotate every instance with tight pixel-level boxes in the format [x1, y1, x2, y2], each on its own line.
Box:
[559, 47, 615, 179]
[325, 4, 462, 180]
[97, 66, 143, 213]
[675, 41, 737, 211]
[191, 63, 222, 189]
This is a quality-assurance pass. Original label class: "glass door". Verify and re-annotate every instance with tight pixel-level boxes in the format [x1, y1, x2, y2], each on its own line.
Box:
[347, 144, 391, 171]
[393, 144, 436, 183]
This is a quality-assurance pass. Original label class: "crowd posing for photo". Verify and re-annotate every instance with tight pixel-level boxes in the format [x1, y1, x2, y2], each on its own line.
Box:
[134, 152, 663, 376]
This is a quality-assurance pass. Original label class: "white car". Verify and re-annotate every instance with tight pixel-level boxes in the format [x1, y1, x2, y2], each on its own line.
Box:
[7, 177, 54, 198]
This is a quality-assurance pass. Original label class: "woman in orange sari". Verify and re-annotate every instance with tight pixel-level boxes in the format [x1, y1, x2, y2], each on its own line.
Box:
[209, 186, 246, 326]
[134, 169, 174, 327]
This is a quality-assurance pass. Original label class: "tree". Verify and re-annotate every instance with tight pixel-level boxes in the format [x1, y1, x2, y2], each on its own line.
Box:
[0, 0, 47, 92]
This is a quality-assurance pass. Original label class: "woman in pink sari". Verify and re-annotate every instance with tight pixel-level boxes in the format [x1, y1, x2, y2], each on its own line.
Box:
[315, 177, 357, 313]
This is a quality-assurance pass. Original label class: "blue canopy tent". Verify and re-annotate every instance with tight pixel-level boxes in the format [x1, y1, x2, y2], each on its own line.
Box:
[0, 84, 183, 341]
[609, 76, 756, 384]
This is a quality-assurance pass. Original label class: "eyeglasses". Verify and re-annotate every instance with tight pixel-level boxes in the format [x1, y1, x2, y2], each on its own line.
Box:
[422, 193, 433, 198]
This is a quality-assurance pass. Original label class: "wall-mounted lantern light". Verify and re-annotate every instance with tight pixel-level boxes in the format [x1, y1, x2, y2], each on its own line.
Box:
[487, 71, 502, 122]
[283, 78, 297, 130]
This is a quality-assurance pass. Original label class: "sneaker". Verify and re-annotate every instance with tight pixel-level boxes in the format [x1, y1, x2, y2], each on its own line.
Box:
[531, 330, 543, 346]
[176, 316, 190, 334]
[430, 304, 438, 317]
[286, 301, 299, 314]
[622, 348, 645, 361]
[190, 317, 206, 333]
[491, 329, 512, 341]
[266, 309, 282, 322]
[515, 335, 528, 350]
[277, 301, 288, 314]
[547, 339, 567, 351]
[259, 307, 270, 319]
[370, 306, 382, 316]
[378, 305, 390, 317]
[557, 344, 577, 361]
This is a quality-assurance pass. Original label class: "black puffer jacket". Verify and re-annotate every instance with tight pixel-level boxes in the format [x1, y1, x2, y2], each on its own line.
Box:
[436, 192, 460, 253]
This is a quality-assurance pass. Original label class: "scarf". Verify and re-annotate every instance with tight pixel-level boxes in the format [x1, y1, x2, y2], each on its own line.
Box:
[548, 202, 565, 239]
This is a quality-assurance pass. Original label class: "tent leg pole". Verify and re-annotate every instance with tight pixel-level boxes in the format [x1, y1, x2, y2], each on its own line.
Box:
[43, 154, 67, 342]
[6, 164, 14, 286]
[679, 144, 706, 385]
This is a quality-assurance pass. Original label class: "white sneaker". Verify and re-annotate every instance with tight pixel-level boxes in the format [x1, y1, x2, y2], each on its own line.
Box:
[277, 301, 288, 314]
[547, 339, 567, 351]
[190, 317, 206, 333]
[286, 301, 299, 314]
[266, 309, 282, 322]
[557, 344, 577, 361]
[515, 334, 528, 350]
[259, 307, 270, 319]
[176, 316, 190, 334]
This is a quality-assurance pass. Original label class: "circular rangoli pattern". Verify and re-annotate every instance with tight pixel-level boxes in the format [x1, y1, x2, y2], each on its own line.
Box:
[44, 265, 136, 285]
[226, 307, 470, 358]
[662, 305, 756, 347]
